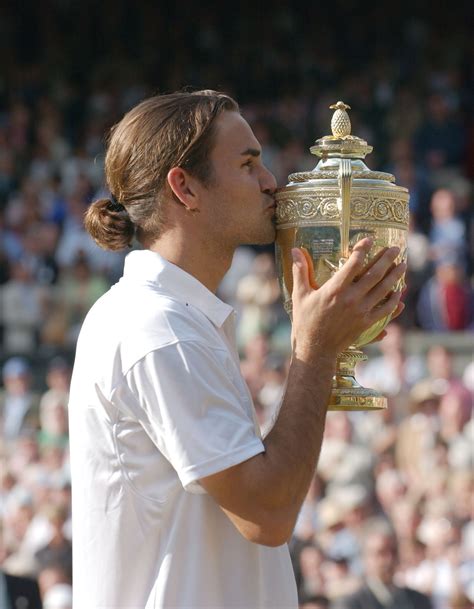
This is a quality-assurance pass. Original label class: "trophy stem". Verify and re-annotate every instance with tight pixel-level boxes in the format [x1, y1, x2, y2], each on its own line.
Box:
[329, 347, 387, 411]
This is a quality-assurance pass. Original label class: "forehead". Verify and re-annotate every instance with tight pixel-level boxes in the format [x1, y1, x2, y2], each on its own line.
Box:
[211, 111, 261, 159]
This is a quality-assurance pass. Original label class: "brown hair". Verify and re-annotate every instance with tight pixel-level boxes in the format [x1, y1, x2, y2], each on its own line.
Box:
[85, 90, 239, 250]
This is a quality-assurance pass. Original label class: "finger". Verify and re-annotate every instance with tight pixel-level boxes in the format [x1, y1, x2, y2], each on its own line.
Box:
[301, 247, 318, 289]
[291, 248, 310, 300]
[355, 246, 401, 293]
[368, 330, 387, 344]
[353, 247, 388, 282]
[336, 238, 373, 285]
[367, 302, 405, 343]
[389, 301, 405, 321]
[365, 261, 407, 308]
[367, 289, 402, 325]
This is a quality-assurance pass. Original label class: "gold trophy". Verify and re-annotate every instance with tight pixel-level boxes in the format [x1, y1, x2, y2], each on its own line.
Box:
[275, 102, 409, 410]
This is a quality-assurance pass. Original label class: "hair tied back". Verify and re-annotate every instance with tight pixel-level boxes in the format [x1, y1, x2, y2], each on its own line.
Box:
[108, 195, 126, 213]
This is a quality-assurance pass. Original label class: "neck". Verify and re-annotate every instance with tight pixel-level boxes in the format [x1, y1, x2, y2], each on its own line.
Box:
[149, 229, 235, 293]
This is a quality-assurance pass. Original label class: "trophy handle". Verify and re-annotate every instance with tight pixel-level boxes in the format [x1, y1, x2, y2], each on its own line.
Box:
[338, 158, 352, 261]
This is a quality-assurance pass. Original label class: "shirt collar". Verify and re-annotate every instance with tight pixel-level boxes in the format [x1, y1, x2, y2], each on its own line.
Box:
[122, 249, 234, 328]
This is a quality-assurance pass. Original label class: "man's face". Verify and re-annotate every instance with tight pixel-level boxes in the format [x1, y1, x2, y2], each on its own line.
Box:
[199, 111, 277, 249]
[364, 533, 397, 584]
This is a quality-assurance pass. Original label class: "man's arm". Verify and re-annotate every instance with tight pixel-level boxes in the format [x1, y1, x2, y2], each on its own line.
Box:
[201, 239, 405, 546]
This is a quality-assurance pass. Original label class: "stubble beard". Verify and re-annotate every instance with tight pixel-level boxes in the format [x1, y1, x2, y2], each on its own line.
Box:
[243, 215, 277, 247]
[214, 208, 276, 250]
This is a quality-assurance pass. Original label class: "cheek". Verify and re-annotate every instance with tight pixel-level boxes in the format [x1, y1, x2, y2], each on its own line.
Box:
[228, 169, 261, 193]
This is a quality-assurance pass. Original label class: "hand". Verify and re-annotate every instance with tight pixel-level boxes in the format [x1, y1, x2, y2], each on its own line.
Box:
[291, 238, 406, 361]
[368, 301, 405, 343]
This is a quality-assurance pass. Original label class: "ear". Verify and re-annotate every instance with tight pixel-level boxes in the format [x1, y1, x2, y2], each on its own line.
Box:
[167, 167, 200, 212]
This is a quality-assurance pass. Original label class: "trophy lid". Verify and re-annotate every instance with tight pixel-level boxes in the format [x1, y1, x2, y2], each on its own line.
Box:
[310, 101, 373, 159]
[286, 101, 398, 184]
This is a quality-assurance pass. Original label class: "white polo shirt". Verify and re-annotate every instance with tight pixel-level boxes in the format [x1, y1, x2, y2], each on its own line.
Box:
[69, 249, 297, 609]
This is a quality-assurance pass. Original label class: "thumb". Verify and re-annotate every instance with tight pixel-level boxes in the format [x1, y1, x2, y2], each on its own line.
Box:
[291, 248, 310, 300]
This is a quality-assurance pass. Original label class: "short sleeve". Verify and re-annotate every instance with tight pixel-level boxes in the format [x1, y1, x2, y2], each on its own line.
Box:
[124, 341, 265, 492]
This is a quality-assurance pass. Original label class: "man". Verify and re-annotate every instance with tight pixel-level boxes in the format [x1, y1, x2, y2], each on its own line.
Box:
[69, 90, 405, 608]
[334, 525, 432, 609]
[0, 568, 42, 609]
[0, 357, 40, 443]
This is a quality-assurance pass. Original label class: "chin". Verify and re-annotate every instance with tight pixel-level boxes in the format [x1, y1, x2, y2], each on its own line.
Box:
[248, 228, 276, 246]
[236, 217, 276, 247]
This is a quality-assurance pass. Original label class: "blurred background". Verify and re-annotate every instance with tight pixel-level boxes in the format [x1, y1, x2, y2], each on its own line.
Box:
[0, 1, 472, 608]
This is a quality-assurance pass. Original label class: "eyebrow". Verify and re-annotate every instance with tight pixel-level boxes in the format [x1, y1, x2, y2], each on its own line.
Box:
[240, 148, 261, 157]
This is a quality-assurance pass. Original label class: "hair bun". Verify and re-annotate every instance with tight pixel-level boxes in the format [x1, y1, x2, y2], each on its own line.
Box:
[84, 198, 135, 251]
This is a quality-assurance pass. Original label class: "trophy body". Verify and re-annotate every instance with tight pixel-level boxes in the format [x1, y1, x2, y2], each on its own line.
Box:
[275, 102, 409, 411]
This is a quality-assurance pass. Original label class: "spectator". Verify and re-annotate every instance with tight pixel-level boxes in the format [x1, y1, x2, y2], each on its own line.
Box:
[0, 262, 47, 353]
[424, 346, 465, 393]
[395, 380, 442, 485]
[355, 323, 425, 400]
[293, 473, 326, 542]
[429, 189, 466, 269]
[34, 505, 72, 579]
[235, 252, 282, 348]
[0, 358, 40, 443]
[37, 564, 71, 603]
[42, 583, 72, 609]
[414, 94, 464, 172]
[299, 594, 330, 609]
[38, 358, 71, 434]
[298, 543, 326, 600]
[417, 263, 473, 331]
[318, 413, 374, 491]
[334, 525, 432, 609]
[323, 556, 361, 602]
[0, 568, 42, 609]
[44, 253, 109, 348]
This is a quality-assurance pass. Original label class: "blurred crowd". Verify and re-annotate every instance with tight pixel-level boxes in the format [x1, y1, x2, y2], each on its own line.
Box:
[0, 1, 472, 607]
[288, 333, 473, 609]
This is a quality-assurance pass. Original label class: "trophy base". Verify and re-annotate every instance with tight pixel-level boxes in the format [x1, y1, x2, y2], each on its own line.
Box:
[328, 348, 387, 411]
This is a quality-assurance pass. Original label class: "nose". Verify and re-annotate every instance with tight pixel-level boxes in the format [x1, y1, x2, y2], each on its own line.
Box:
[260, 165, 277, 196]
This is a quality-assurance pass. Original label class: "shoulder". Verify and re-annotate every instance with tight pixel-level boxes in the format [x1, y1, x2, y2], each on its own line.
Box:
[333, 587, 370, 609]
[74, 283, 226, 386]
[117, 291, 224, 373]
[401, 586, 432, 608]
[85, 280, 216, 345]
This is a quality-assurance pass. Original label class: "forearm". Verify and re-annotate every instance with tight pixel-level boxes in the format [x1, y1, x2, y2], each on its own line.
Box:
[261, 355, 335, 504]
[255, 350, 335, 516]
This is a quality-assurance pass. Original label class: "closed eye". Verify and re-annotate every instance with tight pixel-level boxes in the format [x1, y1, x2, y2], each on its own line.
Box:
[240, 147, 261, 169]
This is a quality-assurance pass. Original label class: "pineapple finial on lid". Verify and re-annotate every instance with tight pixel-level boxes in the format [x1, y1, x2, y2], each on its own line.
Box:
[329, 101, 352, 138]
[310, 101, 372, 158]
